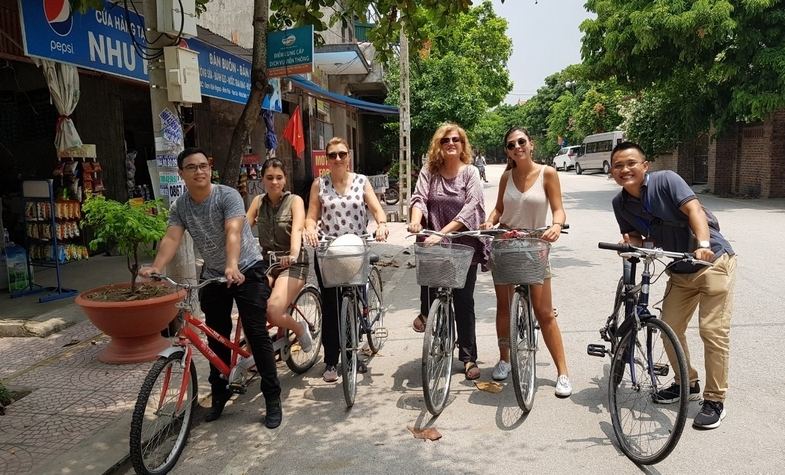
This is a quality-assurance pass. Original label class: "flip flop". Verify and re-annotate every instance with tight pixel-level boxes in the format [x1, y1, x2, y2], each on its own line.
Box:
[464, 362, 481, 380]
[412, 314, 426, 333]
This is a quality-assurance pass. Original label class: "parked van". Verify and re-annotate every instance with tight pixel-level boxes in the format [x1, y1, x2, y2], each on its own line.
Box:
[575, 130, 625, 175]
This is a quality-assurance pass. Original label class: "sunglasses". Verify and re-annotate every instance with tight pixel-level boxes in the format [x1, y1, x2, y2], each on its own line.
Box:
[327, 151, 349, 159]
[440, 136, 462, 145]
[506, 137, 528, 150]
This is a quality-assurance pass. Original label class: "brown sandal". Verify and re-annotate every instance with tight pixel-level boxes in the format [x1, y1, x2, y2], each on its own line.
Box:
[464, 362, 481, 380]
[412, 314, 427, 333]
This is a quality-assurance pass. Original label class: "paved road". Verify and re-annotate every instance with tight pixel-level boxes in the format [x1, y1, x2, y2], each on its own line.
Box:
[121, 164, 785, 473]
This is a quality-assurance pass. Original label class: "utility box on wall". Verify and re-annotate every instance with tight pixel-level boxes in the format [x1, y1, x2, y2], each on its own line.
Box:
[164, 46, 202, 104]
[156, 0, 198, 38]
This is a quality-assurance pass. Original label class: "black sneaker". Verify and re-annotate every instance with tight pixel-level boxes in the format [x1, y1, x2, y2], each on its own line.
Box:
[693, 400, 726, 429]
[263, 398, 283, 429]
[205, 388, 231, 422]
[652, 381, 701, 404]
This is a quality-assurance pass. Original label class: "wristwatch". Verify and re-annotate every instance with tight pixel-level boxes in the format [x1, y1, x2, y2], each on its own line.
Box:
[697, 240, 711, 249]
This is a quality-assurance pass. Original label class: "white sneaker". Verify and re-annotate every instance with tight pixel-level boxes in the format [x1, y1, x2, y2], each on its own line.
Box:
[492, 360, 512, 381]
[297, 320, 313, 353]
[555, 375, 572, 397]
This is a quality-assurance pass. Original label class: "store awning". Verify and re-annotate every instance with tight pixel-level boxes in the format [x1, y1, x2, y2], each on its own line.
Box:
[289, 75, 399, 116]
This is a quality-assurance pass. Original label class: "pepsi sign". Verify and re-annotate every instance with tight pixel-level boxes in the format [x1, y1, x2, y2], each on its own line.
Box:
[44, 0, 72, 36]
[18, 0, 254, 105]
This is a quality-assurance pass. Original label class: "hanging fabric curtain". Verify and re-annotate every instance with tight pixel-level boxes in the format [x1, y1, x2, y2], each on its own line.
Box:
[33, 58, 83, 151]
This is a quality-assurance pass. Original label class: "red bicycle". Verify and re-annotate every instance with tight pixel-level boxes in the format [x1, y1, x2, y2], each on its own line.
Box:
[129, 274, 322, 475]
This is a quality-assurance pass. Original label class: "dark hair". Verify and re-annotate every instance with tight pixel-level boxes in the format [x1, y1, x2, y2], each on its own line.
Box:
[261, 158, 286, 177]
[610, 141, 647, 163]
[502, 127, 532, 170]
[177, 147, 207, 169]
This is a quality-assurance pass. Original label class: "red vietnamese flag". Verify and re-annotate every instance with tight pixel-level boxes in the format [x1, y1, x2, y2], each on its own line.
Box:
[283, 105, 305, 159]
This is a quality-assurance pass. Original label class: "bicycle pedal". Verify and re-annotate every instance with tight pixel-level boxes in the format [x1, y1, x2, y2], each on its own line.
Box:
[652, 363, 669, 376]
[587, 343, 608, 357]
[228, 383, 247, 394]
[372, 327, 389, 339]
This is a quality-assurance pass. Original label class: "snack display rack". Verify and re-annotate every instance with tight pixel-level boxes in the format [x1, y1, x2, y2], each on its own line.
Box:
[14, 180, 80, 302]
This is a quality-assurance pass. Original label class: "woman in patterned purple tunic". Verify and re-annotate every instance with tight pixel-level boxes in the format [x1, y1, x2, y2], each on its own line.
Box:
[407, 123, 489, 380]
[303, 137, 389, 383]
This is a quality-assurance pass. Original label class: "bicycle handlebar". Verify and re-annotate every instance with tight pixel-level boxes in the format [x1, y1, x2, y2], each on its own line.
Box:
[409, 224, 569, 240]
[150, 273, 227, 290]
[597, 242, 713, 266]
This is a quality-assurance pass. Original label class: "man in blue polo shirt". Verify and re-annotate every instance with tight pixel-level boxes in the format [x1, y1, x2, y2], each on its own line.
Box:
[609, 141, 736, 430]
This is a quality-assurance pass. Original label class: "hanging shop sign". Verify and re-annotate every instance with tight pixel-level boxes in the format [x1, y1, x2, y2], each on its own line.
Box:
[267, 26, 314, 78]
[18, 0, 252, 105]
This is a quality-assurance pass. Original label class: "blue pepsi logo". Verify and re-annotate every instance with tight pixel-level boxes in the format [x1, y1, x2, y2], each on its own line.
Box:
[44, 0, 72, 37]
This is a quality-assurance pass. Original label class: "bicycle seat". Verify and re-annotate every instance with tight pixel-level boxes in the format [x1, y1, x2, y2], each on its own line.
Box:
[370, 253, 379, 265]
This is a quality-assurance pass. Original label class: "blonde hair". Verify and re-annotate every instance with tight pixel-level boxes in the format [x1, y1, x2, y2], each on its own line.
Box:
[326, 136, 349, 153]
[425, 123, 473, 174]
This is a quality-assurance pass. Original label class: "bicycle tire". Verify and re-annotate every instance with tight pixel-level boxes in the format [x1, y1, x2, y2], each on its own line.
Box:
[339, 294, 358, 408]
[609, 318, 689, 465]
[509, 289, 536, 412]
[130, 351, 197, 475]
[366, 266, 385, 354]
[422, 297, 454, 416]
[286, 286, 323, 374]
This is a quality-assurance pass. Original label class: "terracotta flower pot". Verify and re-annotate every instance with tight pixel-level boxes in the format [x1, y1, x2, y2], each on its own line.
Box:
[75, 283, 186, 364]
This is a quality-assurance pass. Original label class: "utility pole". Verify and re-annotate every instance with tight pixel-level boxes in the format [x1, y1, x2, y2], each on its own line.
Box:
[398, 27, 411, 222]
[142, 1, 197, 294]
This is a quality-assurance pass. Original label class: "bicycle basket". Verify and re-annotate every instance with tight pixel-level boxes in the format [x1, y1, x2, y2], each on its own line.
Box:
[490, 237, 550, 285]
[316, 243, 370, 288]
[414, 242, 475, 289]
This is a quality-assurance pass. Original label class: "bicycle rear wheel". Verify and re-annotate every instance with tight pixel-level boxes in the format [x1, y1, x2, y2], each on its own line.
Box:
[366, 266, 385, 354]
[422, 297, 454, 416]
[130, 351, 197, 475]
[510, 289, 536, 412]
[286, 286, 323, 374]
[339, 294, 358, 408]
[609, 318, 689, 465]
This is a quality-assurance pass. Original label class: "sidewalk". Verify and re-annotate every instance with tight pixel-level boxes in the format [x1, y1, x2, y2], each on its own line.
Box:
[0, 222, 411, 475]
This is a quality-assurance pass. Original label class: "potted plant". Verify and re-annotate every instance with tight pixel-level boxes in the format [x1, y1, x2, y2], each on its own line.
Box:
[75, 196, 185, 364]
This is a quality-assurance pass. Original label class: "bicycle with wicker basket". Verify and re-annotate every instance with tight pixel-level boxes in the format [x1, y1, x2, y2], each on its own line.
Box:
[484, 225, 569, 413]
[315, 234, 386, 408]
[411, 230, 479, 416]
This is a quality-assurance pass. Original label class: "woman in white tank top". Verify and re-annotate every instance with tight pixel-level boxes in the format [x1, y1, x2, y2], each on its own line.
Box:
[480, 127, 572, 398]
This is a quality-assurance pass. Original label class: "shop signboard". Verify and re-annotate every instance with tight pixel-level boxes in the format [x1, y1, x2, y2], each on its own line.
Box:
[267, 26, 314, 78]
[18, 0, 253, 105]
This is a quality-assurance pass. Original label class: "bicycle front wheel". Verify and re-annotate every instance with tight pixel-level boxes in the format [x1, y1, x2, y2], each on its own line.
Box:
[422, 297, 454, 416]
[609, 318, 689, 465]
[286, 286, 323, 374]
[510, 289, 536, 412]
[366, 266, 385, 354]
[339, 294, 358, 408]
[130, 351, 197, 475]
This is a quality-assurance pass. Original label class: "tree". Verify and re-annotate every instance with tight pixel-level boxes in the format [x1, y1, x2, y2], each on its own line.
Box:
[384, 1, 513, 156]
[73, 0, 482, 186]
[581, 0, 785, 145]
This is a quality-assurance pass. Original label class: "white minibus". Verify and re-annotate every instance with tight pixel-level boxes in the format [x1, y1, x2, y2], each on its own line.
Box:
[575, 130, 625, 175]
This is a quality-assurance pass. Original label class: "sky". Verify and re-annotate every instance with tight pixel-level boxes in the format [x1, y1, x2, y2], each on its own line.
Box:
[491, 0, 594, 104]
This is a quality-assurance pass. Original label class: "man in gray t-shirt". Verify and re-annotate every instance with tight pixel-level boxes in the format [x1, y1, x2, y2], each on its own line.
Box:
[141, 147, 282, 429]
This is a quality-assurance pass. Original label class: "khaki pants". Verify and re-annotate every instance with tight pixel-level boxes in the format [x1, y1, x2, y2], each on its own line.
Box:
[662, 253, 737, 402]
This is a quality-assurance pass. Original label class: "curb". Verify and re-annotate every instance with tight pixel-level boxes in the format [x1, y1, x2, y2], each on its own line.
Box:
[0, 304, 84, 337]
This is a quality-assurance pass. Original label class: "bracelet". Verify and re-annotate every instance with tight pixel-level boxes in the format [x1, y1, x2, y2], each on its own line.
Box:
[552, 222, 564, 227]
[378, 221, 387, 225]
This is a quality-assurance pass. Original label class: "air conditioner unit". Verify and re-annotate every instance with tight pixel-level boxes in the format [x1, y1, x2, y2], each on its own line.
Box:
[156, 0, 198, 38]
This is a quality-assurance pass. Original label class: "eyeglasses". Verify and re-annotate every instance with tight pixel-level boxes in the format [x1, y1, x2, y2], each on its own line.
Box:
[612, 160, 646, 172]
[440, 136, 462, 145]
[505, 137, 528, 150]
[182, 163, 211, 173]
[327, 151, 349, 160]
